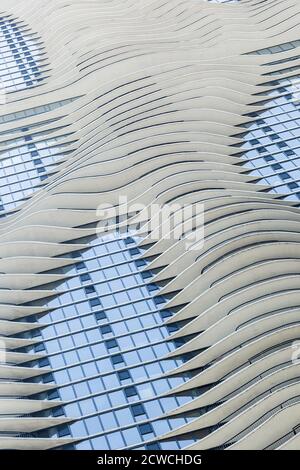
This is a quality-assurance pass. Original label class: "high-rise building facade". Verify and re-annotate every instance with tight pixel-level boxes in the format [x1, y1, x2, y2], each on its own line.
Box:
[1, 0, 300, 451]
